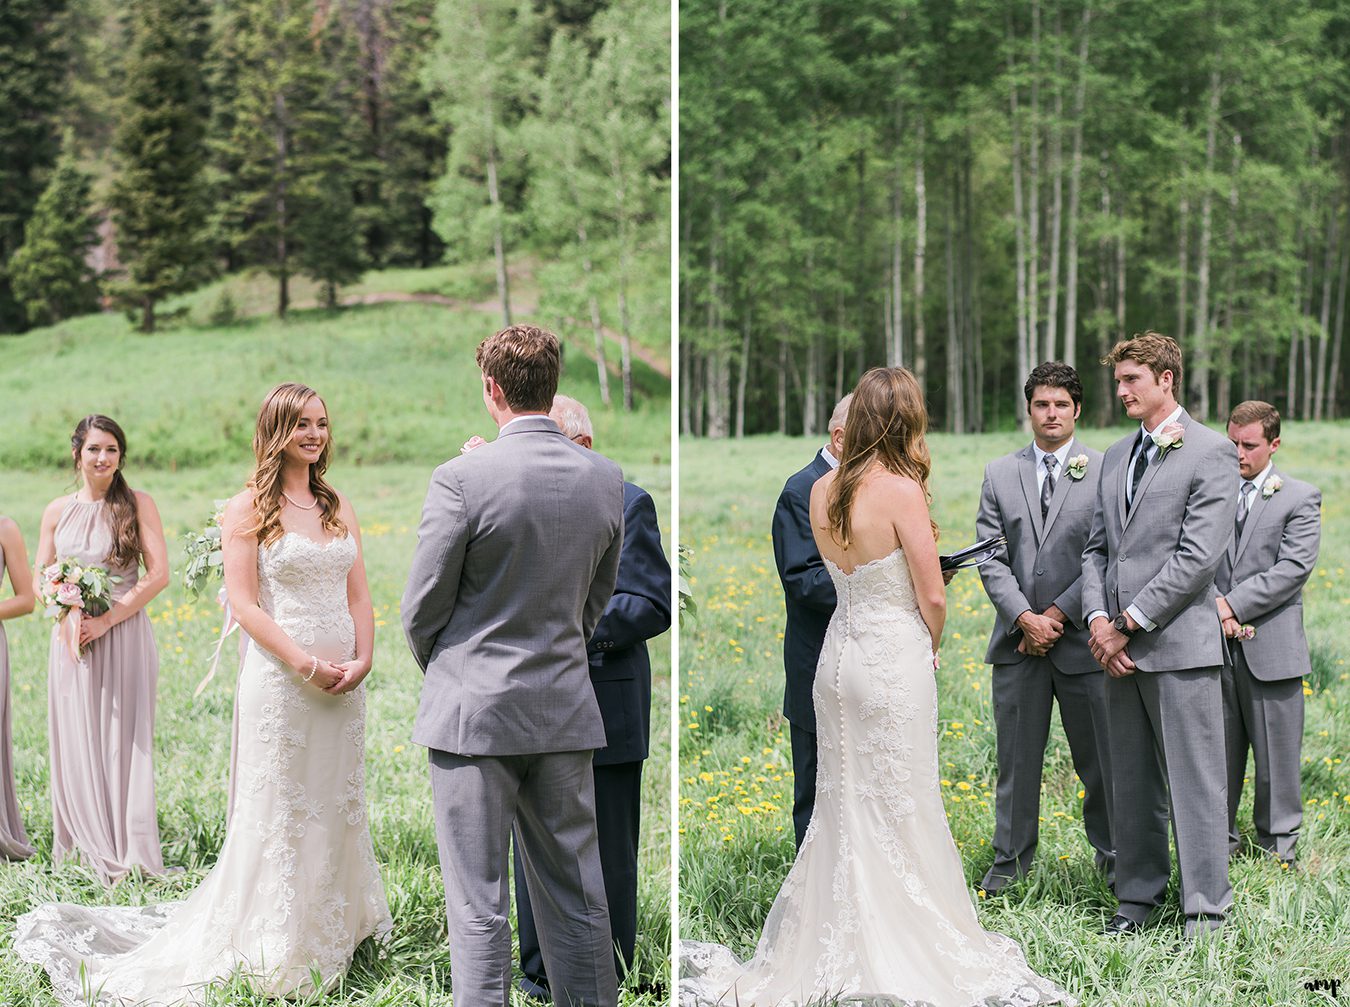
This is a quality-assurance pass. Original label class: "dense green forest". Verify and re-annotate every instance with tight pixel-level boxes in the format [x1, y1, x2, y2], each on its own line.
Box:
[680, 0, 1350, 435]
[0, 0, 670, 408]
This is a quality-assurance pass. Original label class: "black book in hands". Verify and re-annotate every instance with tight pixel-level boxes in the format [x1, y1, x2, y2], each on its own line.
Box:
[938, 535, 1006, 573]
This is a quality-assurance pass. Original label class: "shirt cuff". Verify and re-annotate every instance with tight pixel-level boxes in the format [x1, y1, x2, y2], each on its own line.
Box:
[1087, 610, 1109, 627]
[1126, 603, 1157, 632]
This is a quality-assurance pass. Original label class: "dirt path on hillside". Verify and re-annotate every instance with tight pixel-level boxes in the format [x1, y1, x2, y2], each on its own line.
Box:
[338, 289, 671, 380]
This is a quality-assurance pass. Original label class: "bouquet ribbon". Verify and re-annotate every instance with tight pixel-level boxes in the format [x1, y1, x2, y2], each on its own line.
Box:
[195, 590, 240, 698]
[59, 608, 82, 666]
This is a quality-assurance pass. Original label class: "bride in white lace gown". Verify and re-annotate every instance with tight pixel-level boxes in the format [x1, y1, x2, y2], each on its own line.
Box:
[16, 383, 392, 1006]
[681, 368, 1075, 1007]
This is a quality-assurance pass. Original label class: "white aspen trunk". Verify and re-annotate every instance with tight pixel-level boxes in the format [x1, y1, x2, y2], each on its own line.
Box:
[804, 332, 820, 437]
[889, 135, 905, 367]
[777, 339, 789, 433]
[1287, 222, 1303, 416]
[1217, 133, 1240, 421]
[1191, 71, 1220, 420]
[945, 171, 962, 432]
[1063, 3, 1090, 367]
[1329, 240, 1348, 418]
[577, 222, 610, 406]
[1177, 192, 1189, 344]
[1096, 172, 1112, 422]
[484, 109, 512, 327]
[735, 314, 750, 438]
[913, 119, 927, 394]
[1115, 196, 1127, 354]
[1045, 3, 1064, 363]
[1028, 0, 1042, 366]
[1315, 191, 1337, 420]
[1008, 23, 1031, 431]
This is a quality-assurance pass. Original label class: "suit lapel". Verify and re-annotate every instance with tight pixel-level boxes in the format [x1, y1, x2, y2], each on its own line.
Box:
[1018, 445, 1045, 543]
[1122, 409, 1187, 534]
[1040, 440, 1078, 540]
[1234, 467, 1276, 565]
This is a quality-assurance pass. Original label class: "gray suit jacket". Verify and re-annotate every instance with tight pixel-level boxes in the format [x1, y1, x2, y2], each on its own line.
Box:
[1215, 469, 1321, 682]
[402, 415, 625, 756]
[1080, 409, 1238, 672]
[977, 438, 1104, 674]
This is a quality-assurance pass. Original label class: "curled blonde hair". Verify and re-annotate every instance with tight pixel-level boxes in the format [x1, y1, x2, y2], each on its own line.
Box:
[826, 367, 938, 548]
[243, 383, 346, 548]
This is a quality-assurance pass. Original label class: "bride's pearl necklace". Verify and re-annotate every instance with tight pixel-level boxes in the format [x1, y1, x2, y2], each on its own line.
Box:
[282, 491, 319, 510]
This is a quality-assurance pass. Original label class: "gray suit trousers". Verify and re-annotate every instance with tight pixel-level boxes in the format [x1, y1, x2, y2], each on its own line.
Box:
[1107, 667, 1232, 932]
[1222, 647, 1304, 862]
[429, 748, 617, 1007]
[984, 655, 1114, 888]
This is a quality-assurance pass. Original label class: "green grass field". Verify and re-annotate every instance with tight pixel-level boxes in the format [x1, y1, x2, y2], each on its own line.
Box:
[678, 428, 1350, 1007]
[0, 284, 672, 1006]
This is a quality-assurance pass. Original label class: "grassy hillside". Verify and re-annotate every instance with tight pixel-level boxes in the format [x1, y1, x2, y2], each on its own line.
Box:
[679, 427, 1350, 1007]
[0, 293, 673, 1005]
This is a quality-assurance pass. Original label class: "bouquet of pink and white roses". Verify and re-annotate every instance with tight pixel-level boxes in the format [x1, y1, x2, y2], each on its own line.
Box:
[41, 558, 118, 660]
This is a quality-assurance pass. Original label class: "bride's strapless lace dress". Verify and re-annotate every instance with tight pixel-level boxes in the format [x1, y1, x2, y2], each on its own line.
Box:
[15, 533, 393, 1006]
[681, 548, 1076, 1007]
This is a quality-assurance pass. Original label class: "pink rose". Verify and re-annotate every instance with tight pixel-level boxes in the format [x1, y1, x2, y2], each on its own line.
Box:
[55, 582, 84, 609]
[461, 435, 488, 455]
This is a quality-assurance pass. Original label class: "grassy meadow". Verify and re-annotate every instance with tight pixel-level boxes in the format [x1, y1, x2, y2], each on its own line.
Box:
[678, 428, 1350, 1007]
[0, 280, 672, 1006]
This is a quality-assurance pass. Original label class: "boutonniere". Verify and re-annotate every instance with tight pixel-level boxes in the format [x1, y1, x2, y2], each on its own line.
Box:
[1237, 624, 1256, 641]
[1151, 421, 1185, 459]
[1262, 475, 1283, 499]
[1066, 454, 1089, 481]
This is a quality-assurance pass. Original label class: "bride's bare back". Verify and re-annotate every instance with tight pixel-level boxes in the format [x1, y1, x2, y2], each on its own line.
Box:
[810, 463, 947, 646]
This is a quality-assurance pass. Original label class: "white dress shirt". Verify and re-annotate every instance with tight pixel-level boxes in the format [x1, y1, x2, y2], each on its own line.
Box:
[820, 445, 839, 470]
[1032, 440, 1074, 495]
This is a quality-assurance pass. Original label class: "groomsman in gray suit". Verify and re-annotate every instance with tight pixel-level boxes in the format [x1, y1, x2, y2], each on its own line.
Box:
[975, 362, 1113, 894]
[1081, 332, 1237, 938]
[403, 324, 624, 1007]
[1216, 400, 1321, 865]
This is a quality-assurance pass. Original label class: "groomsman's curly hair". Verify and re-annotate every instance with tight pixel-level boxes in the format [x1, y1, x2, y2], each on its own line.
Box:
[1023, 361, 1083, 408]
[1229, 400, 1281, 442]
[1102, 331, 1184, 393]
[476, 325, 561, 412]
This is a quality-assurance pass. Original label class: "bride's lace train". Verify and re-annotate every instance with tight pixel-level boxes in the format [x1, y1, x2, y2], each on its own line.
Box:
[680, 549, 1075, 1007]
[15, 533, 392, 1006]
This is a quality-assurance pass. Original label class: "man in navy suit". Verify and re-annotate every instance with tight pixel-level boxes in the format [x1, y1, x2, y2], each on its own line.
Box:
[771, 394, 851, 849]
[513, 395, 671, 998]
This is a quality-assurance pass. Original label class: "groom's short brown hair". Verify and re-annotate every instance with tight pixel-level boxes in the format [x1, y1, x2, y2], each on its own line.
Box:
[1102, 331, 1184, 393]
[476, 324, 561, 412]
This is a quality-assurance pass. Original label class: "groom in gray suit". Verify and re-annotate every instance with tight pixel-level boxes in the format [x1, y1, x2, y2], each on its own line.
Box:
[1081, 332, 1237, 938]
[975, 361, 1113, 894]
[402, 324, 625, 1007]
[1216, 400, 1321, 865]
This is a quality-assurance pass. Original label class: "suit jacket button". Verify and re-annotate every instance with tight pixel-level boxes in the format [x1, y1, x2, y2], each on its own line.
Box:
[1119, 554, 1127, 562]
[1036, 569, 1045, 576]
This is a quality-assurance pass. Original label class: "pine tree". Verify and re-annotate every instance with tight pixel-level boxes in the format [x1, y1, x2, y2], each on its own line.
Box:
[108, 0, 211, 332]
[0, 0, 69, 332]
[215, 0, 367, 315]
[9, 147, 102, 326]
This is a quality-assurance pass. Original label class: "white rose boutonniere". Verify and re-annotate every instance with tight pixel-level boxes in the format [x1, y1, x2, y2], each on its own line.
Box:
[1066, 454, 1089, 481]
[1152, 421, 1185, 459]
[1262, 475, 1283, 499]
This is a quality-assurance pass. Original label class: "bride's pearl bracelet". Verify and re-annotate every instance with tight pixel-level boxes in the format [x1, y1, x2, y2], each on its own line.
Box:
[303, 656, 318, 683]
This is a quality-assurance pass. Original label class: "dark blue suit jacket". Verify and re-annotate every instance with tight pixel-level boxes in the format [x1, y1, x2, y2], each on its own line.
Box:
[588, 482, 671, 766]
[771, 450, 837, 733]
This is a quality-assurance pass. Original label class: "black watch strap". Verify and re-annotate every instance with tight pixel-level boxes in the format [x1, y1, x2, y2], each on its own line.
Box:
[1113, 613, 1134, 636]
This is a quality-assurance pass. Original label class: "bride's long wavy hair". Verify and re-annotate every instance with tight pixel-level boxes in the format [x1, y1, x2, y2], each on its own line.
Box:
[71, 415, 143, 568]
[826, 367, 939, 548]
[242, 383, 346, 548]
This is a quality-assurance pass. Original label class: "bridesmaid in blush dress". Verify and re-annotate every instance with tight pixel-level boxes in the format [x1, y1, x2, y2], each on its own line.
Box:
[0, 515, 37, 860]
[32, 415, 170, 884]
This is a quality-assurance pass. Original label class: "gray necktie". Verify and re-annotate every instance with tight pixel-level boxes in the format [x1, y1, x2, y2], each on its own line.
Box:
[1041, 453, 1057, 520]
[1235, 480, 1255, 537]
[1127, 431, 1151, 512]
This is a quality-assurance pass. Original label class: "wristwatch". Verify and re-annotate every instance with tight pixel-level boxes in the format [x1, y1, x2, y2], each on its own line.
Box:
[1112, 613, 1135, 637]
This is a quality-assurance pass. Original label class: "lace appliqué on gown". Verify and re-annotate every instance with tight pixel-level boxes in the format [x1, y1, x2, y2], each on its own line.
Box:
[681, 548, 1076, 1007]
[15, 533, 393, 1007]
